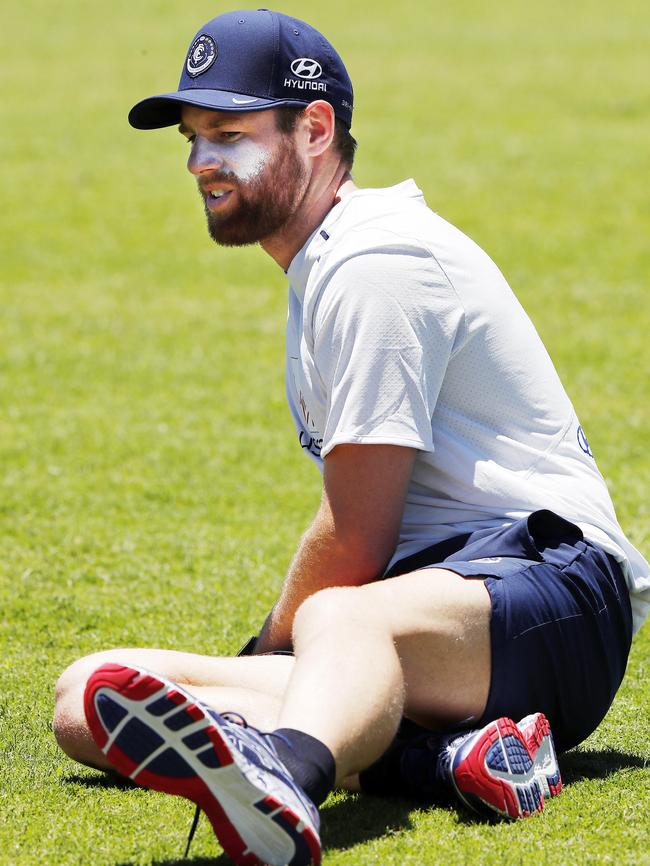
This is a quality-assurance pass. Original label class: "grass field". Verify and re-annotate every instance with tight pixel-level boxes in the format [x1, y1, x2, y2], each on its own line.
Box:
[1, 0, 649, 863]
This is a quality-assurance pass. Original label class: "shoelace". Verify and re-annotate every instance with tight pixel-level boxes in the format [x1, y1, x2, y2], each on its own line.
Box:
[182, 710, 252, 859]
[184, 806, 202, 859]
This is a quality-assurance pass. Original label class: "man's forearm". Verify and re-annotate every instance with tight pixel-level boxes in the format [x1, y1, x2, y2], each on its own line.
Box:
[254, 505, 390, 654]
[252, 444, 415, 654]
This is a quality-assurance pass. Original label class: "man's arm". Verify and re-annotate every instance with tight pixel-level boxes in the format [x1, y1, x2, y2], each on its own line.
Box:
[253, 443, 417, 654]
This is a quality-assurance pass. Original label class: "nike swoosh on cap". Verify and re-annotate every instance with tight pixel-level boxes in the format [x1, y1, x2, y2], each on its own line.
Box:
[232, 97, 260, 104]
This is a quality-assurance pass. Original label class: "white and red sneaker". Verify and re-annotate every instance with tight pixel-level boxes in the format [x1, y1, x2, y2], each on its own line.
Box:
[449, 716, 547, 818]
[84, 663, 321, 866]
[517, 712, 563, 799]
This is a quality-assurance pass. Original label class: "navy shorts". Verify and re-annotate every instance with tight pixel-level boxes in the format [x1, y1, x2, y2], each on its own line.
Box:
[387, 510, 633, 751]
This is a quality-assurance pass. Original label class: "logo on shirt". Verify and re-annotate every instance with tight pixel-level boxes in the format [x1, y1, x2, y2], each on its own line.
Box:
[577, 425, 594, 458]
[298, 390, 323, 457]
[299, 430, 323, 458]
[299, 393, 313, 427]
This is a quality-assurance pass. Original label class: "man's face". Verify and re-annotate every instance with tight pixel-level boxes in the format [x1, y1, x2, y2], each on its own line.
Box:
[179, 106, 309, 247]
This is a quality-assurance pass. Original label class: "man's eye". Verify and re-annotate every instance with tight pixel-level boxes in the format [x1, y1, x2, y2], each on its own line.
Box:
[221, 131, 242, 141]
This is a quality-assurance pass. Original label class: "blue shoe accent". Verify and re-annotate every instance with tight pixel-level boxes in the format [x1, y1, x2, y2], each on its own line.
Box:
[182, 730, 212, 750]
[146, 695, 181, 716]
[146, 748, 193, 777]
[449, 717, 545, 819]
[164, 709, 196, 731]
[517, 780, 542, 814]
[196, 747, 221, 769]
[96, 694, 128, 732]
[499, 736, 533, 773]
[486, 741, 508, 772]
[114, 717, 164, 763]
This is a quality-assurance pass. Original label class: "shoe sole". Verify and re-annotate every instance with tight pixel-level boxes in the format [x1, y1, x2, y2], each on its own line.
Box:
[84, 663, 320, 866]
[518, 713, 563, 799]
[451, 717, 544, 819]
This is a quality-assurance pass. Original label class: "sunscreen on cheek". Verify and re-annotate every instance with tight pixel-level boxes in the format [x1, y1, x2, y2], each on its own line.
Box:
[225, 141, 270, 182]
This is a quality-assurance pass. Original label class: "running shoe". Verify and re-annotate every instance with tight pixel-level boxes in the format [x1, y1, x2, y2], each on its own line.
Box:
[449, 716, 545, 818]
[517, 712, 563, 799]
[84, 663, 321, 866]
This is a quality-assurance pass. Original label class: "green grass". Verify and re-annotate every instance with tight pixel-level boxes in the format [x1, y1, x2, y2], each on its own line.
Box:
[1, 0, 649, 863]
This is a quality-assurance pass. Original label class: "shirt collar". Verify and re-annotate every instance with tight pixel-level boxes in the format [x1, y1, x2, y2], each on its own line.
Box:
[286, 180, 424, 300]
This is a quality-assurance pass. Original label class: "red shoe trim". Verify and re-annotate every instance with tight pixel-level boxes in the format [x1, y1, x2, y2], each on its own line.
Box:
[85, 664, 322, 864]
[453, 718, 532, 819]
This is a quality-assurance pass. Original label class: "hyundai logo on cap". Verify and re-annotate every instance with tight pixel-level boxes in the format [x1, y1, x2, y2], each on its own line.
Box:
[290, 58, 323, 80]
[128, 9, 354, 131]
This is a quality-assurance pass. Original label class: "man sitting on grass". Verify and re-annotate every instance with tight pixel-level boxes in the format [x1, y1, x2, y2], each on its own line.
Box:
[53, 10, 649, 866]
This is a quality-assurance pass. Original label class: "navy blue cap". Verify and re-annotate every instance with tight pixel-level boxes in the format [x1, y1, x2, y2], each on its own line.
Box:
[128, 9, 354, 130]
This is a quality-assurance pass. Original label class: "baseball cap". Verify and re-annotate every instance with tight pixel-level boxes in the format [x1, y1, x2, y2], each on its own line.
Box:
[128, 9, 354, 130]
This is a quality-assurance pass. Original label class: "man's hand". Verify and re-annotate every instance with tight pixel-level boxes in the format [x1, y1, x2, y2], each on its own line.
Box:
[253, 444, 416, 654]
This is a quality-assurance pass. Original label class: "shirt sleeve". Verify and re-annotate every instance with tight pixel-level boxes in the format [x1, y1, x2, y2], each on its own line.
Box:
[311, 250, 464, 458]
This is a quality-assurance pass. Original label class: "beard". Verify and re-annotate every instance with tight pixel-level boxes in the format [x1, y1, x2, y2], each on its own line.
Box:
[201, 136, 308, 247]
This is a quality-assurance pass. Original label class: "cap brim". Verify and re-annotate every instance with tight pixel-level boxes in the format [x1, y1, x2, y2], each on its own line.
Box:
[128, 89, 309, 129]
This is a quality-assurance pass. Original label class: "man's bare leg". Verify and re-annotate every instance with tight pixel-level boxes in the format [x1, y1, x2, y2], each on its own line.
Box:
[55, 568, 491, 784]
[54, 649, 294, 769]
[277, 567, 491, 783]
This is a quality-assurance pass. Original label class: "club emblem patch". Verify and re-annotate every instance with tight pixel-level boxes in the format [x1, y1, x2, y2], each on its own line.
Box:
[577, 425, 594, 457]
[186, 34, 217, 77]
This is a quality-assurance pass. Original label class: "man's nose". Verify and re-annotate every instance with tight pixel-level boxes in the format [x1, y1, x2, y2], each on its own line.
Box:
[187, 137, 224, 175]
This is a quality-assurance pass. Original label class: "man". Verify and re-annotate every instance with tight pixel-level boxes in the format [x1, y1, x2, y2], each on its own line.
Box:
[53, 9, 649, 866]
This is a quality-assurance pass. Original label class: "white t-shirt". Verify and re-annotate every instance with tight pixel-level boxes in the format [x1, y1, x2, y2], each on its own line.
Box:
[285, 180, 650, 633]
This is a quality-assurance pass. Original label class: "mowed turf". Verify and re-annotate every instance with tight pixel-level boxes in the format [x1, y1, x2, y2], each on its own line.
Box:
[1, 0, 649, 863]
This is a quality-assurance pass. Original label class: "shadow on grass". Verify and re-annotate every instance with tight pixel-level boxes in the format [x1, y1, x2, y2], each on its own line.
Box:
[63, 770, 136, 790]
[321, 793, 418, 850]
[110, 795, 418, 865]
[74, 748, 649, 864]
[117, 859, 229, 866]
[560, 747, 648, 783]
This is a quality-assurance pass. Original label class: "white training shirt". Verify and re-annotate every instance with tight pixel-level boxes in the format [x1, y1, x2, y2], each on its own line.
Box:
[285, 180, 650, 633]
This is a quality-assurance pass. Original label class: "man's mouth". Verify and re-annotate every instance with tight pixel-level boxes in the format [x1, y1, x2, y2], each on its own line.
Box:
[204, 188, 234, 211]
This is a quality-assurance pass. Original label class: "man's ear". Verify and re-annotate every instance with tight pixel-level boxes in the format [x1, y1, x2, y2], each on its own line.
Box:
[300, 100, 336, 158]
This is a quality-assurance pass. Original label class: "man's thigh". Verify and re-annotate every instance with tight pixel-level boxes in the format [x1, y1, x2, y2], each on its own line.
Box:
[54, 649, 295, 770]
[57, 648, 294, 703]
[353, 568, 493, 730]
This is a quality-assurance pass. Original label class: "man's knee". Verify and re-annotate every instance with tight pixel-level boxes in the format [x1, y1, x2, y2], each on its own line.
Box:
[53, 650, 126, 759]
[55, 650, 111, 704]
[292, 586, 386, 646]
